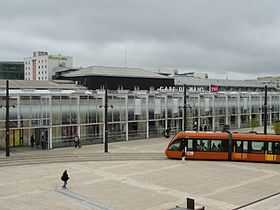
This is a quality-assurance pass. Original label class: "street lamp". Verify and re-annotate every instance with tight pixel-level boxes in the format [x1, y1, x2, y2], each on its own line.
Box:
[99, 88, 113, 153]
[1, 80, 16, 157]
[179, 85, 192, 131]
[264, 85, 268, 134]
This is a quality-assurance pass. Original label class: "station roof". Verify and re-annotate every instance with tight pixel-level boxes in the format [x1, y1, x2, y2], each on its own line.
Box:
[0, 80, 86, 90]
[174, 76, 274, 88]
[60, 66, 172, 79]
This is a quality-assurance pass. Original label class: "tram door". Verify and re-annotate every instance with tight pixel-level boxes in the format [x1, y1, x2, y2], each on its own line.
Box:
[265, 142, 277, 161]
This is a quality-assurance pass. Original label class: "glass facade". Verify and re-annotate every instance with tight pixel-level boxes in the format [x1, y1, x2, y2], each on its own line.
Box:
[0, 90, 279, 149]
[0, 62, 24, 80]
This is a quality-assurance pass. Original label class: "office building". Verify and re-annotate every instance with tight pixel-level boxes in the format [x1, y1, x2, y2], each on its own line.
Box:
[24, 51, 73, 80]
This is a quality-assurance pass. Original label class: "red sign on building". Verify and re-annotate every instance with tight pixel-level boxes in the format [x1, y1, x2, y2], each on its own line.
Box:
[210, 84, 219, 92]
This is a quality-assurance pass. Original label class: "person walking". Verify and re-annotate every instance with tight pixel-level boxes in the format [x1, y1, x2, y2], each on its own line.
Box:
[74, 135, 81, 148]
[77, 136, 81, 148]
[61, 170, 70, 189]
[41, 134, 45, 150]
[30, 135, 35, 148]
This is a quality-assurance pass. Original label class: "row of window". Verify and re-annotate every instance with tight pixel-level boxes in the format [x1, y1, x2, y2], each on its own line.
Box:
[38, 71, 47, 75]
[168, 139, 228, 152]
[38, 65, 47, 69]
[234, 140, 280, 154]
[25, 59, 47, 65]
[168, 138, 280, 154]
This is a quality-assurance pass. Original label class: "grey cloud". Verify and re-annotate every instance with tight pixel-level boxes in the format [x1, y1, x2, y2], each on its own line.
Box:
[1, 0, 280, 78]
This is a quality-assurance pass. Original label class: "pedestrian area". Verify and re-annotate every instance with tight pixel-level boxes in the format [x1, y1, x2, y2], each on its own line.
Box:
[0, 137, 280, 210]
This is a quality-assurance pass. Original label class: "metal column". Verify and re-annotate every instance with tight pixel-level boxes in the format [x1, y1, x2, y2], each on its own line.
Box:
[269, 95, 272, 126]
[225, 95, 229, 125]
[264, 85, 268, 134]
[259, 95, 263, 127]
[237, 94, 241, 129]
[249, 94, 252, 124]
[5, 80, 10, 157]
[125, 94, 128, 141]
[49, 96, 53, 149]
[212, 95, 215, 131]
[165, 95, 168, 130]
[146, 95, 149, 139]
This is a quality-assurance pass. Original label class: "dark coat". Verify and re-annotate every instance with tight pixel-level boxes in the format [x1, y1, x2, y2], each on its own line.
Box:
[61, 170, 69, 182]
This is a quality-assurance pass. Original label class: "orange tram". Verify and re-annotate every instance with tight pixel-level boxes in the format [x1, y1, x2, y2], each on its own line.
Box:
[165, 131, 280, 163]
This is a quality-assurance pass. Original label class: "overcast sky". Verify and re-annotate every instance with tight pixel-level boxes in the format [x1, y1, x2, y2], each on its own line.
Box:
[1, 0, 280, 79]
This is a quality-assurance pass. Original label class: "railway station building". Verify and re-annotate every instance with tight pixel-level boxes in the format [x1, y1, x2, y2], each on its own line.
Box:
[0, 78, 279, 149]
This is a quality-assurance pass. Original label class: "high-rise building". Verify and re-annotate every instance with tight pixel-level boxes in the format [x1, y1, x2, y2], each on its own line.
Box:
[0, 61, 24, 80]
[24, 51, 73, 80]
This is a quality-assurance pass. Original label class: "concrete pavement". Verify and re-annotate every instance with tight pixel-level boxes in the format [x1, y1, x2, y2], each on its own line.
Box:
[0, 133, 280, 209]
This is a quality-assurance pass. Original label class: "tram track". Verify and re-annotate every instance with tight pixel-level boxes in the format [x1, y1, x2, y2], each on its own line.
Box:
[232, 191, 280, 210]
[0, 152, 166, 167]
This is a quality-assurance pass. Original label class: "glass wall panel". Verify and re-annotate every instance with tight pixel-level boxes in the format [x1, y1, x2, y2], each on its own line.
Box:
[108, 122, 126, 142]
[52, 96, 61, 125]
[80, 124, 103, 145]
[52, 125, 77, 148]
[149, 120, 165, 137]
[128, 121, 146, 140]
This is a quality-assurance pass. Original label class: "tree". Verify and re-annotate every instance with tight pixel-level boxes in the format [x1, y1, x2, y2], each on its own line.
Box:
[250, 117, 259, 132]
[272, 121, 280, 135]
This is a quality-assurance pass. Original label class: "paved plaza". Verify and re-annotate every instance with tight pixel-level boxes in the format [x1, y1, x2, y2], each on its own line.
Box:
[0, 129, 280, 210]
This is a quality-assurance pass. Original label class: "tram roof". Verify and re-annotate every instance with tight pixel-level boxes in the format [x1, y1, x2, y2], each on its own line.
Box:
[174, 131, 280, 142]
[175, 131, 229, 140]
[232, 133, 280, 141]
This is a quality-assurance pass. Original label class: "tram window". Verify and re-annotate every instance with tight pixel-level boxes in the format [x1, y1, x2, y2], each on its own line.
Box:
[221, 140, 228, 152]
[187, 139, 193, 151]
[274, 142, 280, 154]
[251, 141, 265, 153]
[196, 139, 209, 151]
[210, 140, 222, 152]
[243, 141, 248, 152]
[168, 140, 182, 151]
[268, 142, 273, 154]
[235, 141, 242, 153]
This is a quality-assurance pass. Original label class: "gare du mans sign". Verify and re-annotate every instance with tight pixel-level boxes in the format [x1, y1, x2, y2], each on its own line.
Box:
[158, 84, 220, 93]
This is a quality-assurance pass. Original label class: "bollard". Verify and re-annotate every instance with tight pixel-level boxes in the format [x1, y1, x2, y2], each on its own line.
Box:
[187, 197, 195, 210]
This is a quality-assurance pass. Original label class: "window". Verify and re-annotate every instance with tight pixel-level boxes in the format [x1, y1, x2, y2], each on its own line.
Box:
[168, 140, 182, 151]
[210, 140, 222, 152]
[243, 141, 248, 152]
[268, 142, 273, 154]
[235, 141, 243, 152]
[274, 142, 280, 154]
[196, 139, 209, 151]
[251, 141, 264, 153]
[187, 139, 193, 151]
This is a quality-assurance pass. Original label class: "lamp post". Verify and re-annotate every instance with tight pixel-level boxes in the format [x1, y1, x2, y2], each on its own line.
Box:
[264, 85, 268, 134]
[5, 80, 10, 157]
[104, 88, 109, 153]
[183, 85, 187, 131]
[1, 80, 16, 157]
[99, 87, 113, 153]
[179, 85, 191, 131]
